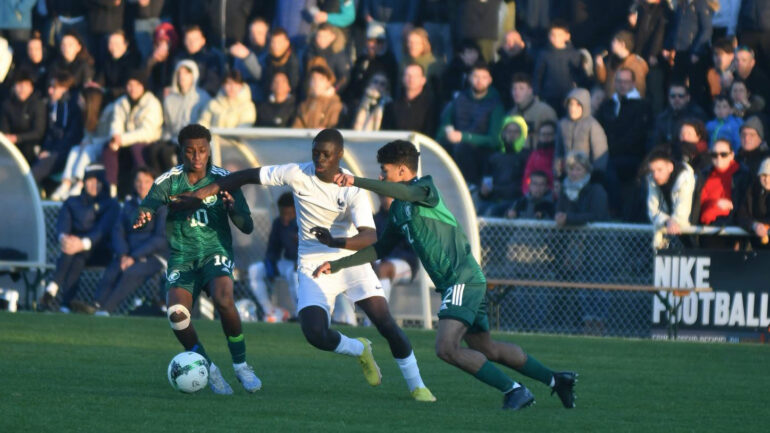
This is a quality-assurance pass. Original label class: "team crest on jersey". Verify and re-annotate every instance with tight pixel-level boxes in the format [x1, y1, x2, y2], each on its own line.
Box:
[202, 195, 218, 207]
[337, 198, 345, 210]
[167, 270, 180, 282]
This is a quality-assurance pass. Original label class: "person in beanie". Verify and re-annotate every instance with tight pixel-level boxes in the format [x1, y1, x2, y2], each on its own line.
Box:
[737, 157, 770, 249]
[736, 116, 770, 175]
[104, 69, 163, 197]
[37, 164, 120, 312]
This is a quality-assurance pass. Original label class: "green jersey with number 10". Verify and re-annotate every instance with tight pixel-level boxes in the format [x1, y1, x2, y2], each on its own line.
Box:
[139, 165, 251, 261]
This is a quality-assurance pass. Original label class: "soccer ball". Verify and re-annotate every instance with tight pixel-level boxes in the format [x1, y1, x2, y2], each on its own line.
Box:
[167, 351, 209, 393]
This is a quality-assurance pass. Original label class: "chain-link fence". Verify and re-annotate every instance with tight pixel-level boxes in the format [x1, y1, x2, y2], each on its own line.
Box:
[478, 218, 657, 337]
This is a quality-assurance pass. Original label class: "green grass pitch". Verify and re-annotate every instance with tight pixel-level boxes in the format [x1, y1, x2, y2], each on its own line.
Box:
[1, 312, 767, 433]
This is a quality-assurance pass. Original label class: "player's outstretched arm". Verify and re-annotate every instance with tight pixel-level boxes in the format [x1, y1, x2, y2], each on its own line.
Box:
[334, 174, 429, 203]
[169, 168, 263, 212]
[312, 246, 380, 278]
[309, 226, 376, 250]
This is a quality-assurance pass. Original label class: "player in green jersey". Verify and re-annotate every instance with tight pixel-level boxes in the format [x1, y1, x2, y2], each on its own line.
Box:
[133, 124, 262, 394]
[314, 140, 577, 411]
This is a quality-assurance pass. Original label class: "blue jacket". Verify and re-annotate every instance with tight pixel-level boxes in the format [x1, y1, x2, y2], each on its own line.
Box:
[706, 115, 743, 151]
[112, 196, 168, 260]
[58, 179, 120, 249]
[42, 92, 83, 154]
[0, 0, 36, 30]
[265, 217, 298, 264]
[665, 0, 713, 55]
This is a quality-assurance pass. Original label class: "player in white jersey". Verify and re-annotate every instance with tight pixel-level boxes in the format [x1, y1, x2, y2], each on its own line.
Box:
[170, 129, 435, 402]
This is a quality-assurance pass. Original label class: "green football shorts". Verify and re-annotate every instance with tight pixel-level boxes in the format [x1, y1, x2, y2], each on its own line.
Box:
[166, 254, 234, 297]
[437, 283, 489, 333]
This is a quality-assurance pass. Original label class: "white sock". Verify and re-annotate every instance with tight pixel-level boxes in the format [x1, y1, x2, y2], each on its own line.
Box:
[333, 334, 364, 357]
[549, 376, 555, 387]
[233, 362, 247, 370]
[46, 281, 59, 297]
[395, 351, 425, 392]
[506, 382, 522, 393]
[379, 278, 392, 300]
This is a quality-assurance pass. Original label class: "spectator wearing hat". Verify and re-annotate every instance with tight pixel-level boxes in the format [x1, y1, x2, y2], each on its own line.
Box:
[95, 30, 141, 104]
[381, 63, 436, 136]
[33, 71, 83, 190]
[476, 115, 530, 216]
[262, 28, 300, 98]
[198, 69, 256, 129]
[90, 167, 168, 315]
[48, 30, 94, 92]
[736, 116, 770, 175]
[230, 17, 270, 104]
[174, 25, 225, 97]
[50, 86, 114, 202]
[345, 21, 398, 107]
[293, 64, 342, 128]
[737, 157, 770, 249]
[363, 0, 419, 64]
[304, 23, 351, 95]
[37, 164, 120, 313]
[555, 151, 610, 226]
[436, 62, 504, 189]
[555, 88, 609, 177]
[0, 69, 47, 166]
[646, 147, 696, 248]
[144, 22, 179, 97]
[104, 70, 163, 197]
[533, 20, 585, 117]
[595, 30, 649, 97]
[257, 72, 296, 127]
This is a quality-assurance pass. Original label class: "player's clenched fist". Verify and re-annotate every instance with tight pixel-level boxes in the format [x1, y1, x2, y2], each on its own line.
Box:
[133, 210, 152, 229]
[312, 262, 332, 278]
[333, 172, 354, 187]
[310, 226, 346, 248]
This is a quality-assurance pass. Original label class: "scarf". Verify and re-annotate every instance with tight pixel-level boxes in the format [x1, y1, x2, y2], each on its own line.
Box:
[563, 174, 591, 201]
[700, 160, 740, 224]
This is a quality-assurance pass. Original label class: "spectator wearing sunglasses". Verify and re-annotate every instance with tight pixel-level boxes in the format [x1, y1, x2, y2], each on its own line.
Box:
[691, 139, 750, 240]
[649, 82, 707, 149]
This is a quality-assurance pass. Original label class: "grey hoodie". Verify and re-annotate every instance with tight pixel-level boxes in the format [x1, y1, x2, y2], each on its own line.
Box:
[163, 60, 211, 143]
[556, 88, 609, 172]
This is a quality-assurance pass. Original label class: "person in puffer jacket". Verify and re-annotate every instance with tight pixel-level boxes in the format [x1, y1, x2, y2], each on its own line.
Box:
[555, 88, 609, 177]
[37, 164, 120, 313]
[197, 69, 257, 129]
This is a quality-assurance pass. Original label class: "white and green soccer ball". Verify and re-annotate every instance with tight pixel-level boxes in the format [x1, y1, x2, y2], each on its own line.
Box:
[167, 351, 208, 393]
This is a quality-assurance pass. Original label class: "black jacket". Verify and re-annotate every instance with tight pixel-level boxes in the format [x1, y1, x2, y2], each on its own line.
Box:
[596, 97, 652, 160]
[42, 92, 83, 155]
[263, 51, 301, 98]
[634, 1, 671, 61]
[86, 0, 125, 34]
[737, 146, 770, 175]
[736, 178, 770, 248]
[649, 103, 708, 149]
[96, 49, 142, 103]
[49, 56, 95, 90]
[482, 148, 530, 202]
[381, 87, 437, 136]
[257, 95, 297, 127]
[0, 91, 47, 164]
[556, 177, 610, 225]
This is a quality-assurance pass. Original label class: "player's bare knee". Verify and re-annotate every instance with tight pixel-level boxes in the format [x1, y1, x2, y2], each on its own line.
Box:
[213, 291, 235, 311]
[435, 339, 457, 363]
[167, 304, 191, 330]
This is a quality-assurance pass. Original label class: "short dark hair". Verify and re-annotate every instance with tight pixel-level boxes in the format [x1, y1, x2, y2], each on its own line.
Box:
[271, 27, 289, 40]
[132, 166, 156, 180]
[550, 19, 570, 32]
[178, 123, 211, 146]
[224, 69, 243, 84]
[529, 170, 548, 181]
[184, 25, 204, 37]
[511, 73, 532, 86]
[669, 81, 689, 93]
[313, 128, 343, 150]
[12, 68, 35, 85]
[714, 93, 732, 106]
[377, 140, 420, 172]
[647, 146, 674, 164]
[277, 192, 294, 208]
[470, 60, 491, 75]
[613, 30, 634, 52]
[51, 71, 75, 89]
[404, 62, 425, 76]
[309, 64, 335, 83]
[713, 37, 734, 54]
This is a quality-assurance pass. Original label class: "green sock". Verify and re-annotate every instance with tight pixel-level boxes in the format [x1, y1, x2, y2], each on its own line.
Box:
[517, 354, 554, 386]
[227, 334, 246, 364]
[191, 343, 210, 364]
[473, 361, 515, 392]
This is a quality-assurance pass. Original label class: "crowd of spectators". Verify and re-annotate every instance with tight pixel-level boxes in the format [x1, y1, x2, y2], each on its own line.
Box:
[3, 0, 770, 252]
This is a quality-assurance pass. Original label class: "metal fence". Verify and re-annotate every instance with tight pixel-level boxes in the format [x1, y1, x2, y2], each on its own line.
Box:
[478, 218, 657, 337]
